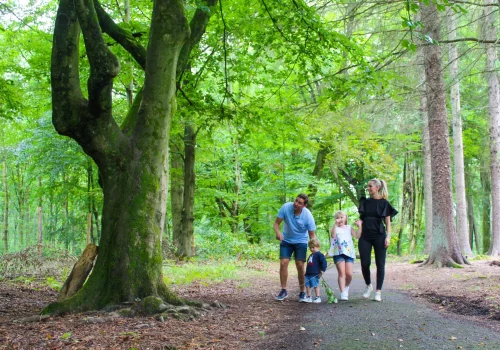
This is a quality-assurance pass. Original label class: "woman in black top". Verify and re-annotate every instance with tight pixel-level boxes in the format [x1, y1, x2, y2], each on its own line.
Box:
[356, 178, 398, 302]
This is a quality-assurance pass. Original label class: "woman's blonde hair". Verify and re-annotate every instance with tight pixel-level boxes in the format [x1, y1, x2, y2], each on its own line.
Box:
[369, 178, 389, 199]
[308, 238, 321, 249]
[334, 210, 348, 225]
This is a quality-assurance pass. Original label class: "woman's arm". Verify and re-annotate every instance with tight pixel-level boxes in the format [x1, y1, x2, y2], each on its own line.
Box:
[384, 216, 391, 248]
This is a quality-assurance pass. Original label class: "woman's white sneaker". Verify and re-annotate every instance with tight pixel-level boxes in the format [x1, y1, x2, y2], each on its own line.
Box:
[374, 291, 382, 302]
[362, 284, 373, 298]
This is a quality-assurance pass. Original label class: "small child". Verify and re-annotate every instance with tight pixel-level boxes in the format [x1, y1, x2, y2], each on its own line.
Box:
[330, 210, 361, 301]
[303, 238, 327, 303]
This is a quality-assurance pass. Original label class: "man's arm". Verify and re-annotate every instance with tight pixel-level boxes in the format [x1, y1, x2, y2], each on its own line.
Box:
[274, 217, 284, 241]
[308, 230, 316, 239]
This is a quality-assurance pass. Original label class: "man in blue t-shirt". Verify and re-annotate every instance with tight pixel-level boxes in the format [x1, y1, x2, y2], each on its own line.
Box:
[273, 193, 317, 302]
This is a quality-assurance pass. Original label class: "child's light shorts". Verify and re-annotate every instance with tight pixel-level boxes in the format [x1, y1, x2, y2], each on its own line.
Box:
[305, 275, 320, 288]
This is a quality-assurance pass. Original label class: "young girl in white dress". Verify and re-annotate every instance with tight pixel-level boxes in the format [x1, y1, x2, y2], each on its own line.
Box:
[330, 211, 361, 300]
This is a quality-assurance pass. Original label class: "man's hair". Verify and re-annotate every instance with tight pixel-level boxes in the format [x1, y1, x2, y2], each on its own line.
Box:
[297, 193, 309, 205]
[308, 238, 320, 248]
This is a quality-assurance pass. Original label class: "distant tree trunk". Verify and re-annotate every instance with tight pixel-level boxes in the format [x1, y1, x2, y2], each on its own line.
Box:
[170, 134, 184, 248]
[3, 158, 8, 253]
[480, 165, 491, 253]
[307, 145, 329, 209]
[408, 162, 417, 254]
[421, 2, 466, 267]
[38, 178, 43, 256]
[484, 0, 500, 256]
[178, 124, 196, 257]
[466, 187, 479, 253]
[413, 169, 424, 254]
[448, 7, 471, 256]
[397, 155, 408, 256]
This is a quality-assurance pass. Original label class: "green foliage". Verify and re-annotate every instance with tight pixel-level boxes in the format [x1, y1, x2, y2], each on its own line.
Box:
[194, 224, 278, 260]
[45, 276, 62, 291]
[162, 260, 237, 285]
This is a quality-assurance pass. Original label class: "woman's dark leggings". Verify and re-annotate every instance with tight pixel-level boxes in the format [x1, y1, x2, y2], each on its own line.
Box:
[358, 236, 387, 290]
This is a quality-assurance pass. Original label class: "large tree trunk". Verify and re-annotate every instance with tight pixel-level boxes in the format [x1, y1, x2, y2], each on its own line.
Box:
[44, 0, 213, 314]
[447, 8, 471, 256]
[420, 2, 466, 267]
[484, 0, 500, 256]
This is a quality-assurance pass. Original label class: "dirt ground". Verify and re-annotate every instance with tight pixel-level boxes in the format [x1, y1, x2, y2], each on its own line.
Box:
[0, 258, 499, 349]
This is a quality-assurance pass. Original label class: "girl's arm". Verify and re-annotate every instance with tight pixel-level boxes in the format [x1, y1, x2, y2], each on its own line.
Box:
[353, 219, 362, 239]
[330, 225, 337, 239]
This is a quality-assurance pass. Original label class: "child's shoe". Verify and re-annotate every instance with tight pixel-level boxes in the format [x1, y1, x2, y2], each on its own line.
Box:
[304, 295, 312, 303]
[312, 296, 322, 303]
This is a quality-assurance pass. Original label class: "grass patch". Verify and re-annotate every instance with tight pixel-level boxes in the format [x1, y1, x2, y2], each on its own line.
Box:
[162, 259, 270, 286]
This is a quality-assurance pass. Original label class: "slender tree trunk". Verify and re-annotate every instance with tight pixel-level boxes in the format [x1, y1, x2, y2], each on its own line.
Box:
[484, 0, 500, 256]
[3, 158, 8, 253]
[480, 165, 491, 253]
[466, 188, 479, 253]
[413, 169, 424, 254]
[448, 8, 471, 256]
[421, 2, 466, 267]
[170, 135, 184, 249]
[397, 155, 408, 256]
[178, 125, 196, 257]
[38, 178, 43, 256]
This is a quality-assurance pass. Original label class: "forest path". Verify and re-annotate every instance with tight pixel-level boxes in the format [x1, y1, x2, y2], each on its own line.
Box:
[253, 263, 500, 350]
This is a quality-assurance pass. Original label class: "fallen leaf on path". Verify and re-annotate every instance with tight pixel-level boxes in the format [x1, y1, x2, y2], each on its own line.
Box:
[450, 336, 457, 340]
[300, 327, 306, 331]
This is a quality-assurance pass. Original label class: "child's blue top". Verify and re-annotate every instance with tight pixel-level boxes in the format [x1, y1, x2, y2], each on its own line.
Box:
[305, 251, 327, 276]
[277, 202, 316, 244]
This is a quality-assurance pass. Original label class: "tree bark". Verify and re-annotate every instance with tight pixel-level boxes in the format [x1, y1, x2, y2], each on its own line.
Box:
[45, 0, 194, 314]
[58, 244, 99, 301]
[3, 158, 8, 253]
[484, 0, 500, 256]
[178, 124, 196, 257]
[170, 134, 184, 248]
[420, 2, 466, 267]
[447, 7, 471, 256]
[480, 164, 491, 253]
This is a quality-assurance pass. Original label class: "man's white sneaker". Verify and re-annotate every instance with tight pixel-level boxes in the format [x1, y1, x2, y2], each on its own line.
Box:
[362, 284, 373, 299]
[374, 291, 382, 302]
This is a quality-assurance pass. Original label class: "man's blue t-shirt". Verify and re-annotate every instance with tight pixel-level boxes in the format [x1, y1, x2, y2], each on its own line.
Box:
[277, 202, 316, 244]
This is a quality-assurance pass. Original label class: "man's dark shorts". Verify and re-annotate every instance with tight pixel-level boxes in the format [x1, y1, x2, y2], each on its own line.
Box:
[280, 241, 308, 262]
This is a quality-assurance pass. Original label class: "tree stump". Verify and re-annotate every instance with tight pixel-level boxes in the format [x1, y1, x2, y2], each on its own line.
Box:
[58, 244, 98, 301]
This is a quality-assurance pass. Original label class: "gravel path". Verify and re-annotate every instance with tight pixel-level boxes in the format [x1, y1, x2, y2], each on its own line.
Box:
[255, 263, 500, 350]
